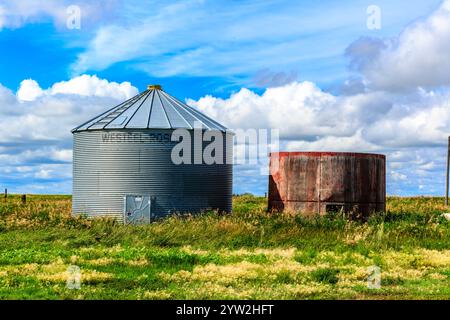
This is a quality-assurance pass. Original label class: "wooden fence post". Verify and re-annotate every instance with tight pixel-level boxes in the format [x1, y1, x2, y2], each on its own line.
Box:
[446, 137, 450, 206]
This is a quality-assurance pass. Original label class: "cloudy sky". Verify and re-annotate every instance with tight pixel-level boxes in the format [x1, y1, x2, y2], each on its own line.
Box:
[0, 0, 449, 195]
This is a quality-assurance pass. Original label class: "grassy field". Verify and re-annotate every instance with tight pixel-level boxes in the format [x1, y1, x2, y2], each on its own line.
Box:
[0, 194, 448, 300]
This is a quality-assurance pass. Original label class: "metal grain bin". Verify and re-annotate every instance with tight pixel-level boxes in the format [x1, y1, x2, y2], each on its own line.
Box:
[72, 85, 233, 223]
[268, 152, 385, 217]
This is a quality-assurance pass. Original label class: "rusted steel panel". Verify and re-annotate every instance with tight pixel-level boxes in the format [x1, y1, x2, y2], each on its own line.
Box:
[286, 155, 320, 202]
[268, 153, 288, 201]
[268, 152, 386, 217]
[284, 201, 319, 217]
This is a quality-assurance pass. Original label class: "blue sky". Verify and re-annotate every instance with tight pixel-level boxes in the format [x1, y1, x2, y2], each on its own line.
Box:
[0, 0, 442, 95]
[0, 0, 449, 196]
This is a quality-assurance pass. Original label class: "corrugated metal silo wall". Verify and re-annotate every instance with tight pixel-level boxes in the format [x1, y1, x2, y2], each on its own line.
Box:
[73, 129, 233, 221]
[268, 152, 385, 216]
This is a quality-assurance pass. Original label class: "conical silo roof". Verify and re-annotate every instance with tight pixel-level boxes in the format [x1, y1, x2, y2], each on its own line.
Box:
[72, 85, 227, 133]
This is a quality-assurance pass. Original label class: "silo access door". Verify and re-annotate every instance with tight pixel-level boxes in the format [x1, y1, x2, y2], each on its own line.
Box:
[123, 195, 151, 224]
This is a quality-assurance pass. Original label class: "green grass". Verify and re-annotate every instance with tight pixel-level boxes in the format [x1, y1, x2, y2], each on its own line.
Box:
[0, 194, 448, 299]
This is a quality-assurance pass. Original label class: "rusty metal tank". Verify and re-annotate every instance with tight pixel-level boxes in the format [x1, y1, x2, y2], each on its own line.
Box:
[268, 152, 386, 217]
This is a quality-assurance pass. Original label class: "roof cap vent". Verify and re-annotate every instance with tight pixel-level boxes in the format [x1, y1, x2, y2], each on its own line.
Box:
[148, 84, 162, 90]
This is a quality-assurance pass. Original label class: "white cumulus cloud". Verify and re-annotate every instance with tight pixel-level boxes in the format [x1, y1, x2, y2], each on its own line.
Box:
[47, 74, 137, 100]
[347, 0, 450, 91]
[16, 74, 137, 102]
[0, 75, 138, 194]
[188, 81, 450, 196]
[17, 79, 44, 101]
